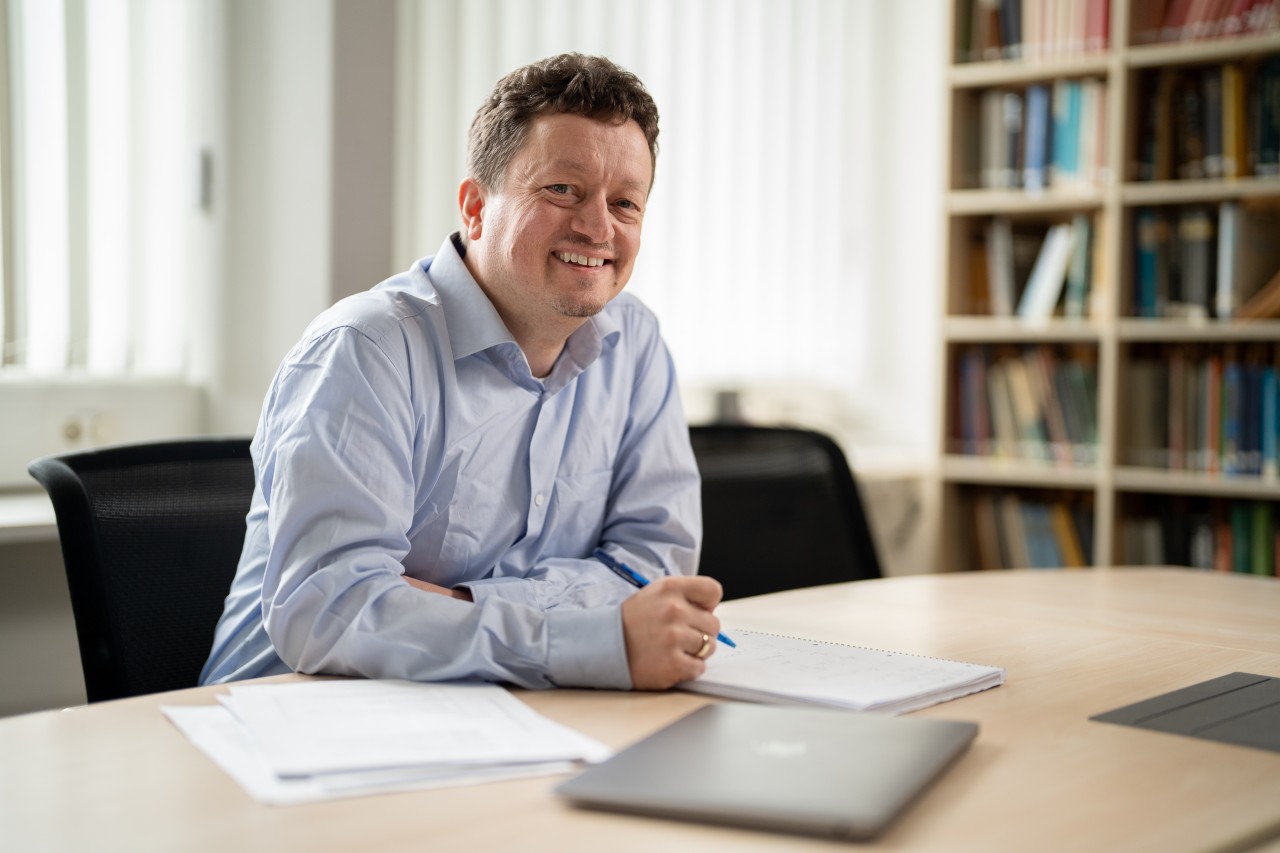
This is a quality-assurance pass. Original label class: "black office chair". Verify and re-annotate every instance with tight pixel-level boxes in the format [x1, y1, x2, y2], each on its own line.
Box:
[689, 425, 882, 600]
[28, 438, 254, 702]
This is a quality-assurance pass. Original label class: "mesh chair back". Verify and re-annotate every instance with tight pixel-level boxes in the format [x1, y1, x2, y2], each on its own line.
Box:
[690, 425, 882, 600]
[28, 438, 253, 702]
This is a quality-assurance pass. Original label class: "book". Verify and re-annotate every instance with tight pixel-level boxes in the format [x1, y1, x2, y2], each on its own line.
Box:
[1254, 57, 1280, 177]
[682, 629, 1006, 715]
[1084, 0, 1111, 51]
[998, 0, 1022, 59]
[1023, 84, 1051, 191]
[1004, 353, 1049, 457]
[1051, 80, 1083, 186]
[1231, 501, 1251, 573]
[1079, 77, 1107, 185]
[1251, 502, 1275, 577]
[1021, 500, 1062, 568]
[1202, 66, 1224, 178]
[1051, 501, 1087, 567]
[1029, 346, 1072, 463]
[1263, 361, 1277, 478]
[1173, 69, 1207, 179]
[1175, 206, 1215, 320]
[1222, 62, 1248, 178]
[1064, 213, 1093, 318]
[972, 491, 1003, 570]
[1017, 222, 1075, 319]
[987, 216, 1016, 316]
[1218, 200, 1280, 319]
[1189, 512, 1216, 570]
[1134, 207, 1168, 317]
[986, 360, 1020, 458]
[1223, 348, 1244, 475]
[999, 491, 1031, 568]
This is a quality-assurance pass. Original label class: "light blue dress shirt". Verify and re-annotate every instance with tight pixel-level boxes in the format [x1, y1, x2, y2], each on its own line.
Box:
[200, 235, 700, 690]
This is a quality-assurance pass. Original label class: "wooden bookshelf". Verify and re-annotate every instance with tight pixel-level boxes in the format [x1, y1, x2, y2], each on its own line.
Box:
[939, 0, 1280, 574]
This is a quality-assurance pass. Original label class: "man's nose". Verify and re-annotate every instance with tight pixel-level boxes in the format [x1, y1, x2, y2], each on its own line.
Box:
[571, 195, 613, 243]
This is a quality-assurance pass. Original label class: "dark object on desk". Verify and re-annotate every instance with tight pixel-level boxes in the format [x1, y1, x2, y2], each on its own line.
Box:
[1091, 672, 1280, 753]
[555, 702, 978, 840]
[29, 438, 254, 702]
[688, 425, 882, 600]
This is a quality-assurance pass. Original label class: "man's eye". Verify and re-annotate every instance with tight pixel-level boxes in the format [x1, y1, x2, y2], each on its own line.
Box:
[548, 184, 570, 194]
[615, 199, 638, 210]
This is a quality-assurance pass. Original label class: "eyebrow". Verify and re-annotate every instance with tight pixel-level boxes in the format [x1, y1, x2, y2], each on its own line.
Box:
[544, 158, 650, 196]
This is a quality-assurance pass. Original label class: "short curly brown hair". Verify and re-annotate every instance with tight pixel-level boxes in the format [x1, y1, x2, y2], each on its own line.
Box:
[466, 53, 660, 191]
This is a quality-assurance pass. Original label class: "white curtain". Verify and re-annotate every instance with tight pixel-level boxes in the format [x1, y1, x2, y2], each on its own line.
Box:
[395, 0, 877, 394]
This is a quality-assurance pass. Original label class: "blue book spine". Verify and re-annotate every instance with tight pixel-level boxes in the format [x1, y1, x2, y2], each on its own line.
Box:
[1066, 81, 1082, 183]
[1263, 364, 1277, 478]
[1022, 501, 1062, 569]
[1052, 81, 1070, 186]
[1243, 361, 1261, 476]
[1023, 85, 1050, 191]
[1223, 357, 1242, 476]
[1135, 209, 1159, 318]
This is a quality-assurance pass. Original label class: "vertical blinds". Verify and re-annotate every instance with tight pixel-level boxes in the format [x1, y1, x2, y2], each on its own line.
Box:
[1, 0, 199, 376]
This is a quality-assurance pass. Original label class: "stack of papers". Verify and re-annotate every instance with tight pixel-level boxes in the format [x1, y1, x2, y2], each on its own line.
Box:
[163, 679, 611, 805]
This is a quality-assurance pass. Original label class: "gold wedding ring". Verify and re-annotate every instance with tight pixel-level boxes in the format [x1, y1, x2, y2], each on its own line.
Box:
[694, 633, 713, 659]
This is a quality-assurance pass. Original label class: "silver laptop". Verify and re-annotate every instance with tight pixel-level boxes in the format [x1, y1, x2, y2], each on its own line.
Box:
[555, 702, 978, 840]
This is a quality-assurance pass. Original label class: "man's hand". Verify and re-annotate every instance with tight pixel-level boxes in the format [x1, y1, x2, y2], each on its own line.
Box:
[620, 575, 724, 690]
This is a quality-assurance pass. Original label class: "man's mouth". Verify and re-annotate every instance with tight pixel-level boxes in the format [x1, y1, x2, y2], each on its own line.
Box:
[555, 251, 608, 268]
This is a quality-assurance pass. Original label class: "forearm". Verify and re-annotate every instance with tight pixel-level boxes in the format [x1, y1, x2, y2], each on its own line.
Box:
[264, 564, 629, 688]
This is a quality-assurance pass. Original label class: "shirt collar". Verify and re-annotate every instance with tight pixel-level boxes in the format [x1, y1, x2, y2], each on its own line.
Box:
[416, 234, 515, 361]
[418, 233, 622, 386]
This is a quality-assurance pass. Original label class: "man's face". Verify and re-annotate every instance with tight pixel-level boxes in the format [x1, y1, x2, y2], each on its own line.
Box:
[460, 112, 653, 336]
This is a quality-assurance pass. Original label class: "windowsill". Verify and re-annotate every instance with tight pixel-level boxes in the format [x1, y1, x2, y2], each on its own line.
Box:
[0, 492, 57, 545]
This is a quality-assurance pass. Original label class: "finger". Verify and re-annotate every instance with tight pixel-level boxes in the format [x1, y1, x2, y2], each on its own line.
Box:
[687, 629, 714, 660]
[665, 574, 723, 610]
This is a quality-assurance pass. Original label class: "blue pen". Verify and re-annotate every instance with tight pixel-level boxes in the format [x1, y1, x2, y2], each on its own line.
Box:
[593, 548, 736, 648]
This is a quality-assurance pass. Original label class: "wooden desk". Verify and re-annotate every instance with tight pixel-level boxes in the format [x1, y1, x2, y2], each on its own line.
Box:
[4, 568, 1279, 852]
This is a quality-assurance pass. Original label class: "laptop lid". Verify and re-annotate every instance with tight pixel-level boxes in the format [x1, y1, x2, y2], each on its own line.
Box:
[555, 702, 978, 840]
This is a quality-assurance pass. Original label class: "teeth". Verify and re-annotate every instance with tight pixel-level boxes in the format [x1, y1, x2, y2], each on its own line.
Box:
[558, 252, 605, 267]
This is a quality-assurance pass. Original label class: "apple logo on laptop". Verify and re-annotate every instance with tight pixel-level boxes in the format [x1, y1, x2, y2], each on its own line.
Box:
[752, 739, 809, 759]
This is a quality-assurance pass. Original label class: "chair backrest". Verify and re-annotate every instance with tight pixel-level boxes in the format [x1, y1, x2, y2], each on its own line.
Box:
[28, 438, 254, 702]
[689, 425, 882, 600]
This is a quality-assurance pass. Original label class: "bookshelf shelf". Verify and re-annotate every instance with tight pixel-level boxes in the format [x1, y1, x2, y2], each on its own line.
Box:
[950, 55, 1112, 88]
[940, 0, 1280, 575]
[943, 454, 1101, 487]
[1117, 318, 1280, 341]
[1126, 31, 1280, 68]
[948, 188, 1107, 214]
[945, 316, 1103, 341]
[1115, 466, 1280, 498]
[1121, 176, 1280, 205]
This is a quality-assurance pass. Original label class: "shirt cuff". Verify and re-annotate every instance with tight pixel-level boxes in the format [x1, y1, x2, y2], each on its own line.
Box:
[461, 576, 537, 608]
[545, 605, 632, 690]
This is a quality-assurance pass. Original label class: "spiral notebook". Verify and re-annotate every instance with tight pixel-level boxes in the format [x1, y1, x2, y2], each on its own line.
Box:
[682, 629, 1005, 714]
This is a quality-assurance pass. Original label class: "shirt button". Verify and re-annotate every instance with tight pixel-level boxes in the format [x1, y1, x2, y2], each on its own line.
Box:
[534, 493, 545, 507]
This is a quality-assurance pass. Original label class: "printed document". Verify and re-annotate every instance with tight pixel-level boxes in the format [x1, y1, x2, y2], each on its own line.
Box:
[163, 679, 610, 805]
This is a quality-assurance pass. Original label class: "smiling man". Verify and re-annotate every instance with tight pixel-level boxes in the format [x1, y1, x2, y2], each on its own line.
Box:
[201, 54, 721, 692]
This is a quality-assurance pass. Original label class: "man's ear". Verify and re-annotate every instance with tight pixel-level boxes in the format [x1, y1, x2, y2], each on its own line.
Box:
[458, 178, 485, 241]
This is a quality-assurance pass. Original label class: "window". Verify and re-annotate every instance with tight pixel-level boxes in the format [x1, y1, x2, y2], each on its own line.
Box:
[1, 0, 212, 374]
[0, 0, 218, 485]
